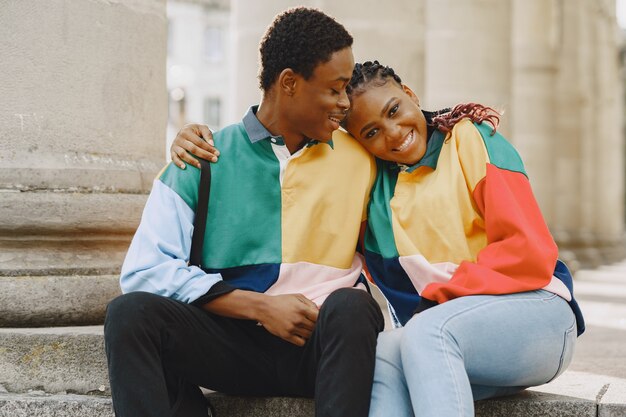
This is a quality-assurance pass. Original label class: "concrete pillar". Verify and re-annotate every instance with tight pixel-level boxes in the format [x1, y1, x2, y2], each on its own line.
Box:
[554, 0, 625, 266]
[510, 0, 559, 225]
[590, 0, 625, 262]
[552, 0, 587, 258]
[0, 0, 167, 326]
[423, 0, 512, 134]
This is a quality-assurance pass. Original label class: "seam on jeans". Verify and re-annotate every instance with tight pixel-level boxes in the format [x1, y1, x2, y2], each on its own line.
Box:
[439, 291, 566, 338]
[440, 322, 465, 415]
[378, 357, 405, 375]
[442, 291, 560, 324]
[546, 319, 576, 383]
[538, 290, 558, 301]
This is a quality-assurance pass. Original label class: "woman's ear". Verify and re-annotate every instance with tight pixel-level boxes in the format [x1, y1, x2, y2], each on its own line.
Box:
[278, 68, 297, 97]
[402, 84, 420, 106]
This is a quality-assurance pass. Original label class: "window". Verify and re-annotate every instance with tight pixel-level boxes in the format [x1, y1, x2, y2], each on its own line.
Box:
[204, 26, 223, 62]
[204, 97, 221, 128]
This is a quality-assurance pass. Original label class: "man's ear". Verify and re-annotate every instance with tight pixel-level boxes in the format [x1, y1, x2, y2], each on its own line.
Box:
[402, 84, 420, 106]
[278, 68, 297, 97]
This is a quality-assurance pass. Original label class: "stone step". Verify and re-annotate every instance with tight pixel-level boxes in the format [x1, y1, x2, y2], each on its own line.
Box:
[2, 326, 626, 416]
[0, 393, 112, 417]
[0, 274, 120, 327]
[0, 326, 108, 395]
[0, 388, 621, 417]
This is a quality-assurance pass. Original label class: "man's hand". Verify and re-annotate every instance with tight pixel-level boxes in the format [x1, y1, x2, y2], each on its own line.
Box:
[257, 294, 319, 347]
[202, 290, 319, 347]
[170, 123, 220, 169]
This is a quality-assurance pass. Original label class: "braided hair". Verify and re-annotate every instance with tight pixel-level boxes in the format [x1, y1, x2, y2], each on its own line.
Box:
[344, 60, 500, 134]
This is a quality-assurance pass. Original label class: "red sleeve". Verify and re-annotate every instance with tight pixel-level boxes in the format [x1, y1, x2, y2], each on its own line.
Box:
[421, 163, 558, 303]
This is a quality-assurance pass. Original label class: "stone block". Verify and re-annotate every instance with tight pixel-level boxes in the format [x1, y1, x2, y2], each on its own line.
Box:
[208, 393, 314, 417]
[0, 393, 113, 417]
[599, 380, 626, 417]
[0, 327, 108, 395]
[475, 390, 596, 417]
[0, 275, 120, 326]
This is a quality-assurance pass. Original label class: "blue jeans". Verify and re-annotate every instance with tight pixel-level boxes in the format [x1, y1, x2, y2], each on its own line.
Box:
[369, 290, 577, 417]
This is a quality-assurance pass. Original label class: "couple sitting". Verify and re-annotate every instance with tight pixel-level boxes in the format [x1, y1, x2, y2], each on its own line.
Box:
[105, 7, 584, 417]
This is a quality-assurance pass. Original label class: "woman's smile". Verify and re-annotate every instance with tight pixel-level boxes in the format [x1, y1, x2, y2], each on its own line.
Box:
[393, 129, 414, 152]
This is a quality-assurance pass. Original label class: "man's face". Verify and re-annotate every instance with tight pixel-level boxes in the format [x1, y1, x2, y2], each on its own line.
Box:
[289, 47, 355, 142]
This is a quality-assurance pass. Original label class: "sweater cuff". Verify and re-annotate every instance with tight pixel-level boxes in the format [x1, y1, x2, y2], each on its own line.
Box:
[191, 281, 236, 307]
[413, 298, 438, 315]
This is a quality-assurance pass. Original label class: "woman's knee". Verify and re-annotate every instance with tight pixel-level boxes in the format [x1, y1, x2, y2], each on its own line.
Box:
[376, 329, 404, 370]
[399, 310, 455, 361]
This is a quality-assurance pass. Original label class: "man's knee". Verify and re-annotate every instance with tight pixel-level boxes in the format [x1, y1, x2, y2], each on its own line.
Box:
[321, 288, 384, 333]
[104, 292, 164, 340]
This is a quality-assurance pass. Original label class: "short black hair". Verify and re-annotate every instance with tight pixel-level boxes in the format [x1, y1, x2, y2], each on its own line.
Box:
[258, 7, 353, 92]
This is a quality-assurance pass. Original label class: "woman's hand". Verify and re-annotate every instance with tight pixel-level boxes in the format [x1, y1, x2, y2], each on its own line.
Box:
[170, 123, 220, 169]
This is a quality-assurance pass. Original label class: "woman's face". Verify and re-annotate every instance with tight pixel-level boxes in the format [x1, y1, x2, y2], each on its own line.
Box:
[345, 81, 428, 165]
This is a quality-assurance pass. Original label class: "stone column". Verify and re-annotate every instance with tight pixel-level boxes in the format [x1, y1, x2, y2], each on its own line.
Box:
[510, 0, 559, 226]
[423, 0, 512, 134]
[554, 0, 625, 265]
[0, 0, 167, 326]
[590, 0, 625, 262]
[552, 0, 585, 260]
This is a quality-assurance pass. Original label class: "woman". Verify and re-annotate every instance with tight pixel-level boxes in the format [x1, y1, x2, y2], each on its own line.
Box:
[170, 60, 584, 417]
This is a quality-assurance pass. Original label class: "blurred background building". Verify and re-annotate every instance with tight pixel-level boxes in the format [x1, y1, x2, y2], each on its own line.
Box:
[167, 0, 626, 269]
[166, 0, 230, 150]
[0, 0, 624, 330]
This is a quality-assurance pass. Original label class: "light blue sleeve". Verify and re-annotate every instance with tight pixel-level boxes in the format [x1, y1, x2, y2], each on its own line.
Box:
[120, 179, 223, 303]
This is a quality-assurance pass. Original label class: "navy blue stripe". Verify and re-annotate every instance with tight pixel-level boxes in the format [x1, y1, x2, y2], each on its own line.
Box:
[553, 260, 585, 336]
[365, 250, 421, 325]
[204, 263, 280, 293]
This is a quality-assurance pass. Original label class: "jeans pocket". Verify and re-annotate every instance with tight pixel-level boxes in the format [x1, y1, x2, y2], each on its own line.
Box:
[547, 320, 576, 383]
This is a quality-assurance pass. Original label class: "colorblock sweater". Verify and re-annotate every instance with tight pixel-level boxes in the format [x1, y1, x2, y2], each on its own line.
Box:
[121, 107, 375, 306]
[364, 118, 585, 335]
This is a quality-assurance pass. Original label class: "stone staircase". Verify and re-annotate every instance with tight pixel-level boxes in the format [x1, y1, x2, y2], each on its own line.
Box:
[2, 263, 626, 416]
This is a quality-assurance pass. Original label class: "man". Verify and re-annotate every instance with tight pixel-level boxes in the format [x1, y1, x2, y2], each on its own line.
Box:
[104, 7, 384, 417]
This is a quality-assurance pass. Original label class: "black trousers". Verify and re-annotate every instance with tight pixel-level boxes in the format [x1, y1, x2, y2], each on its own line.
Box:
[104, 288, 384, 417]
